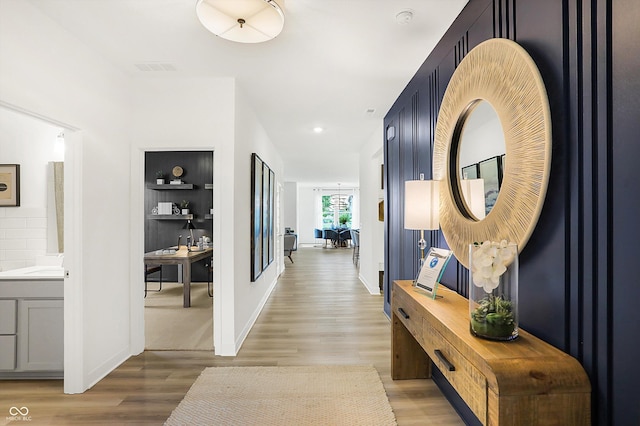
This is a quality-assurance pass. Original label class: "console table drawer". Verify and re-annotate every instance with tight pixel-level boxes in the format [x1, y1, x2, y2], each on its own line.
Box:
[423, 320, 487, 422]
[392, 287, 423, 345]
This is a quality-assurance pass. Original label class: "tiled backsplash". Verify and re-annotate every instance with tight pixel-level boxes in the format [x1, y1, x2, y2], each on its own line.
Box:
[0, 207, 47, 271]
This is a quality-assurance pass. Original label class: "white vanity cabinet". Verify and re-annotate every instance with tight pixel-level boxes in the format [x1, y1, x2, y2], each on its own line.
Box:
[0, 275, 63, 379]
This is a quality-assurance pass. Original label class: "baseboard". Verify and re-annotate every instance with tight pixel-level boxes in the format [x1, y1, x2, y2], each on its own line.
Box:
[233, 274, 279, 354]
[85, 345, 130, 391]
[358, 273, 381, 295]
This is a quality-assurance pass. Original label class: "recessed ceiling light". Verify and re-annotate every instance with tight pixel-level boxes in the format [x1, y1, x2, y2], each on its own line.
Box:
[313, 127, 324, 133]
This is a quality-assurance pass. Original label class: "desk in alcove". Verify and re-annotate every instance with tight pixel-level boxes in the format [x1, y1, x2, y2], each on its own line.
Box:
[144, 247, 213, 308]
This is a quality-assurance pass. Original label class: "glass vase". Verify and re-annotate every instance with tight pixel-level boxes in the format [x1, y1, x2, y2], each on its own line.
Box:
[469, 242, 519, 341]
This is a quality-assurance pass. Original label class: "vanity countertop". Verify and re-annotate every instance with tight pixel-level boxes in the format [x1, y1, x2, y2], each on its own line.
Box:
[0, 266, 64, 280]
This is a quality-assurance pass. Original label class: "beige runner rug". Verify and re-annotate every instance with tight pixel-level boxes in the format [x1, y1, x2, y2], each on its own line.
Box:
[165, 365, 397, 425]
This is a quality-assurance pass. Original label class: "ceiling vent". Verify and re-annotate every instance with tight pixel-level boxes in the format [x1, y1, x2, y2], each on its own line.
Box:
[134, 63, 177, 72]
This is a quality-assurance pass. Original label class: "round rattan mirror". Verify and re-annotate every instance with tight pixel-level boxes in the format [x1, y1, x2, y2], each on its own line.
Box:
[433, 38, 552, 268]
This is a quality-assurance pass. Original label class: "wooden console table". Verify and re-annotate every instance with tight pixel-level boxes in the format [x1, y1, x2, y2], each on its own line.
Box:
[392, 280, 590, 425]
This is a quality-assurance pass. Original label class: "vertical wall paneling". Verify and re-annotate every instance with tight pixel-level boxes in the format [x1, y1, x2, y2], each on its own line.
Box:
[384, 0, 639, 423]
[494, 0, 517, 39]
[383, 115, 400, 316]
[611, 0, 640, 423]
[566, 0, 585, 365]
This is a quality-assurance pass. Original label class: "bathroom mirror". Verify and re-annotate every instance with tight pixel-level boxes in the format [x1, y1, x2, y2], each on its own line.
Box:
[433, 38, 552, 268]
[455, 100, 505, 220]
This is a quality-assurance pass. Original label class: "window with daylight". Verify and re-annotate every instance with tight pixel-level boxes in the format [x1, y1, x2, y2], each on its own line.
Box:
[321, 192, 353, 228]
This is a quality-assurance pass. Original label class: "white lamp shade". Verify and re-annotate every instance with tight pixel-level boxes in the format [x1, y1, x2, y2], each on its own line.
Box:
[460, 178, 486, 220]
[404, 180, 440, 230]
[196, 0, 285, 43]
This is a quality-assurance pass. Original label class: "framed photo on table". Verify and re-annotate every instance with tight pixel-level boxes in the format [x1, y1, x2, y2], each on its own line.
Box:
[0, 164, 20, 207]
[415, 247, 452, 299]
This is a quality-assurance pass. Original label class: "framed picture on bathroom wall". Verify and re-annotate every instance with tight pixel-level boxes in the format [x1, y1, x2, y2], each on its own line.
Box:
[0, 164, 20, 207]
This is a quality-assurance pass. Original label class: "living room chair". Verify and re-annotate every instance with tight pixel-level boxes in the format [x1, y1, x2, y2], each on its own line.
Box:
[284, 233, 297, 262]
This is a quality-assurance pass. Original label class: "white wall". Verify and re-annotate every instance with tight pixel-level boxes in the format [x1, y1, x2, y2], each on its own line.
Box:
[233, 87, 283, 351]
[283, 181, 297, 232]
[459, 101, 505, 170]
[0, 0, 134, 392]
[358, 123, 385, 295]
[128, 76, 237, 354]
[0, 107, 63, 271]
[297, 186, 317, 245]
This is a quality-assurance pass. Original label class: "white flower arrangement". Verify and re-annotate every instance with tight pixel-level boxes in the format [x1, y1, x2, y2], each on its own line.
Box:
[471, 240, 517, 293]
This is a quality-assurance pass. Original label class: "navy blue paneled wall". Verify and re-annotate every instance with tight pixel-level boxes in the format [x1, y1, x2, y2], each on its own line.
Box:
[383, 0, 640, 424]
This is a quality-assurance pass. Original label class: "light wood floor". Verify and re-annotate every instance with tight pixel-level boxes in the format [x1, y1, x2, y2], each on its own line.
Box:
[0, 247, 463, 425]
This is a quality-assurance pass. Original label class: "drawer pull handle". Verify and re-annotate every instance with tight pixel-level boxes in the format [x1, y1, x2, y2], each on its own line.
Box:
[434, 349, 455, 371]
[398, 308, 410, 319]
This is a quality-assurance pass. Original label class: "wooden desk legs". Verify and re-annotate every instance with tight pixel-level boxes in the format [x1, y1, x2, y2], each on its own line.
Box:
[183, 261, 191, 308]
[391, 312, 431, 380]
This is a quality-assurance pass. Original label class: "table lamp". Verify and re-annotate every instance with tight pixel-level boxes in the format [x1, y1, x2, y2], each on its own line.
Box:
[182, 219, 196, 250]
[404, 174, 440, 279]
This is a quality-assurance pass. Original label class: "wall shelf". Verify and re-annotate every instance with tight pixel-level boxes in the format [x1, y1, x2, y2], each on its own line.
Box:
[147, 183, 194, 190]
[205, 183, 213, 190]
[147, 214, 194, 220]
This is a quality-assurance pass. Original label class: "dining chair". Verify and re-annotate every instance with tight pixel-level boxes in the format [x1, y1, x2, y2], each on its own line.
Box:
[323, 229, 339, 248]
[338, 229, 351, 247]
[350, 229, 360, 265]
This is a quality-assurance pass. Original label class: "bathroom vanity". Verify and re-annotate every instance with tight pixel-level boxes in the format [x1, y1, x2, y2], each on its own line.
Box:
[0, 266, 64, 379]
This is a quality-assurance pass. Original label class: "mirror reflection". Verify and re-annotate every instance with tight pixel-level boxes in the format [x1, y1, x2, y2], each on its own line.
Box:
[457, 100, 506, 220]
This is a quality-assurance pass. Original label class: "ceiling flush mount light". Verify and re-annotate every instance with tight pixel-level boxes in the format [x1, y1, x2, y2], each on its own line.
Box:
[196, 0, 285, 43]
[313, 127, 323, 133]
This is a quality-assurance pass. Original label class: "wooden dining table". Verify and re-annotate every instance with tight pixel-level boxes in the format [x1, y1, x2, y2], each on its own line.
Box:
[144, 246, 213, 308]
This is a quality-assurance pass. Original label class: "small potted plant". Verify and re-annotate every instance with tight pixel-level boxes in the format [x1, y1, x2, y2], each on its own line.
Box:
[469, 240, 519, 341]
[180, 200, 190, 215]
[155, 170, 165, 185]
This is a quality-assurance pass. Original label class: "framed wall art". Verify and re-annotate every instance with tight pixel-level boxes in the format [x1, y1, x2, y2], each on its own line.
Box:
[0, 164, 20, 207]
[268, 169, 275, 264]
[478, 156, 503, 216]
[250, 154, 276, 282]
[251, 154, 263, 281]
[262, 161, 270, 271]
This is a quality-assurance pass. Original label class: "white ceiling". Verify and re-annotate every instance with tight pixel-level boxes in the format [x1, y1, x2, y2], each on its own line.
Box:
[28, 0, 467, 187]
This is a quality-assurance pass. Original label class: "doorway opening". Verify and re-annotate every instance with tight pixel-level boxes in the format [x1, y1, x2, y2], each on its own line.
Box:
[143, 150, 214, 350]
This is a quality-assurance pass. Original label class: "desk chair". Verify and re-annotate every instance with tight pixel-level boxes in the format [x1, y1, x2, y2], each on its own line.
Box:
[205, 257, 213, 297]
[144, 264, 163, 297]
